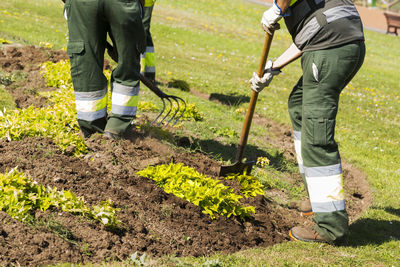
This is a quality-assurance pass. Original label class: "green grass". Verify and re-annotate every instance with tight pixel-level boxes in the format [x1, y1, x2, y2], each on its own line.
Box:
[1, 0, 400, 265]
[0, 85, 15, 110]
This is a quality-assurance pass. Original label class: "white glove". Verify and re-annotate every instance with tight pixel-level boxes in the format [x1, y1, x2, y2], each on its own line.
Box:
[261, 1, 283, 35]
[249, 60, 281, 93]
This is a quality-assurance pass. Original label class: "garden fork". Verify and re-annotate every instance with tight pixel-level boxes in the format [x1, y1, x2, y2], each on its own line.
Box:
[105, 41, 186, 127]
[139, 74, 186, 126]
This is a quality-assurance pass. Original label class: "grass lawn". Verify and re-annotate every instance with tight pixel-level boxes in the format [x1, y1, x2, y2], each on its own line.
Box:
[1, 0, 399, 265]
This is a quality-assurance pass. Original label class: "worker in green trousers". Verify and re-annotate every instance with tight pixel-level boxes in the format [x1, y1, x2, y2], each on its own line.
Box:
[63, 0, 146, 139]
[250, 0, 365, 243]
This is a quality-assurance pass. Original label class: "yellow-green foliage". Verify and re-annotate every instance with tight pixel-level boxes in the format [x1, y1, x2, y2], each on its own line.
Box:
[179, 103, 203, 121]
[224, 173, 264, 198]
[137, 162, 258, 219]
[0, 86, 87, 156]
[138, 101, 159, 112]
[0, 60, 90, 156]
[40, 60, 72, 88]
[0, 38, 12, 44]
[256, 157, 270, 168]
[0, 168, 121, 227]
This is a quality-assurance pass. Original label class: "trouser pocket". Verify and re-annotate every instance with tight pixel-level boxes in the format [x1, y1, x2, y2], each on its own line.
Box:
[304, 107, 337, 146]
[67, 41, 85, 85]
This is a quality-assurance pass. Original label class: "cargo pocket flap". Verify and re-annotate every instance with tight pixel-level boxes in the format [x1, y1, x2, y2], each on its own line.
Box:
[67, 41, 85, 56]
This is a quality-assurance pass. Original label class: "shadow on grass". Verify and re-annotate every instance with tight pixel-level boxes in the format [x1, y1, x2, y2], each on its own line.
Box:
[167, 79, 190, 92]
[342, 210, 400, 246]
[177, 136, 294, 173]
[209, 93, 250, 106]
[382, 207, 400, 217]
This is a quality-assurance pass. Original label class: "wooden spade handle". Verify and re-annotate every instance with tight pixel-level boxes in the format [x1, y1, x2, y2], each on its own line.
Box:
[235, 32, 274, 162]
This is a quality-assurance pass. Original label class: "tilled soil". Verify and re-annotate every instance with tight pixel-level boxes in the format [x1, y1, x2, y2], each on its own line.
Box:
[0, 46, 371, 266]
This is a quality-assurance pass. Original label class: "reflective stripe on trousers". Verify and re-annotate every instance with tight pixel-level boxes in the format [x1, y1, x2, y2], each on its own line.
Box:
[141, 46, 155, 74]
[305, 163, 345, 213]
[293, 130, 305, 176]
[75, 89, 107, 121]
[144, 0, 156, 7]
[111, 82, 140, 116]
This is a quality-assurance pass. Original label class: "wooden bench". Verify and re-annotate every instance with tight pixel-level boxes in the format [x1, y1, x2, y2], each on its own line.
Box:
[384, 11, 400, 35]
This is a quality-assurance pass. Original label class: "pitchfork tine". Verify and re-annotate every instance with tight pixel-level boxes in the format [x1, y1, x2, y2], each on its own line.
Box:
[104, 41, 187, 127]
[170, 96, 187, 126]
[165, 97, 181, 126]
[151, 98, 166, 125]
[155, 97, 174, 126]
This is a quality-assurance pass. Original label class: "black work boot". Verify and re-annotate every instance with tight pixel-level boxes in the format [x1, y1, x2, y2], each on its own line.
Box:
[289, 226, 327, 243]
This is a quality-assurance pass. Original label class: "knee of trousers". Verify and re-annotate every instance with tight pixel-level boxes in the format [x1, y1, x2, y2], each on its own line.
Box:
[301, 106, 340, 167]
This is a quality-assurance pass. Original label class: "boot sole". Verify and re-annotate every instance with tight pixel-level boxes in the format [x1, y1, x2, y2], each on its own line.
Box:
[300, 210, 314, 216]
[289, 229, 327, 243]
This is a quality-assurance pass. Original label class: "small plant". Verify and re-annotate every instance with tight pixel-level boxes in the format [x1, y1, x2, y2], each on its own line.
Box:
[210, 126, 238, 138]
[256, 157, 270, 168]
[224, 173, 264, 198]
[39, 42, 53, 48]
[138, 101, 159, 112]
[0, 38, 12, 44]
[173, 102, 203, 121]
[137, 162, 257, 219]
[0, 168, 121, 228]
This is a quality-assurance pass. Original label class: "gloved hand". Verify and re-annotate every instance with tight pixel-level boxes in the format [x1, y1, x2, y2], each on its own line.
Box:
[261, 1, 283, 35]
[249, 60, 281, 92]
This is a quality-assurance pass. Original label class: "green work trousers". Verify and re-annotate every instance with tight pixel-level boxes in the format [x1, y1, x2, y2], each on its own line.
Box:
[288, 41, 365, 242]
[64, 0, 146, 137]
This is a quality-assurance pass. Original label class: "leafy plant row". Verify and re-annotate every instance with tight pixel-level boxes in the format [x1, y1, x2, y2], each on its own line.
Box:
[0, 168, 121, 227]
[137, 162, 264, 219]
[0, 60, 88, 156]
[0, 60, 203, 156]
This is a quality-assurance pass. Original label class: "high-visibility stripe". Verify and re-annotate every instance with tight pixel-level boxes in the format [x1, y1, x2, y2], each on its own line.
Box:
[111, 105, 138, 116]
[305, 163, 342, 177]
[144, 0, 155, 7]
[112, 83, 140, 96]
[75, 93, 107, 113]
[142, 66, 155, 74]
[293, 131, 304, 174]
[311, 200, 345, 213]
[75, 89, 107, 121]
[144, 46, 154, 53]
[75, 89, 107, 100]
[111, 82, 139, 116]
[77, 109, 107, 121]
[324, 5, 360, 23]
[145, 52, 155, 66]
[305, 164, 345, 213]
[141, 46, 155, 73]
[112, 93, 139, 107]
[294, 5, 360, 47]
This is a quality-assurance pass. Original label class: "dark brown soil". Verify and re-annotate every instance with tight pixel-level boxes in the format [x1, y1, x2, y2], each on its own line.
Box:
[0, 45, 68, 109]
[0, 45, 371, 266]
